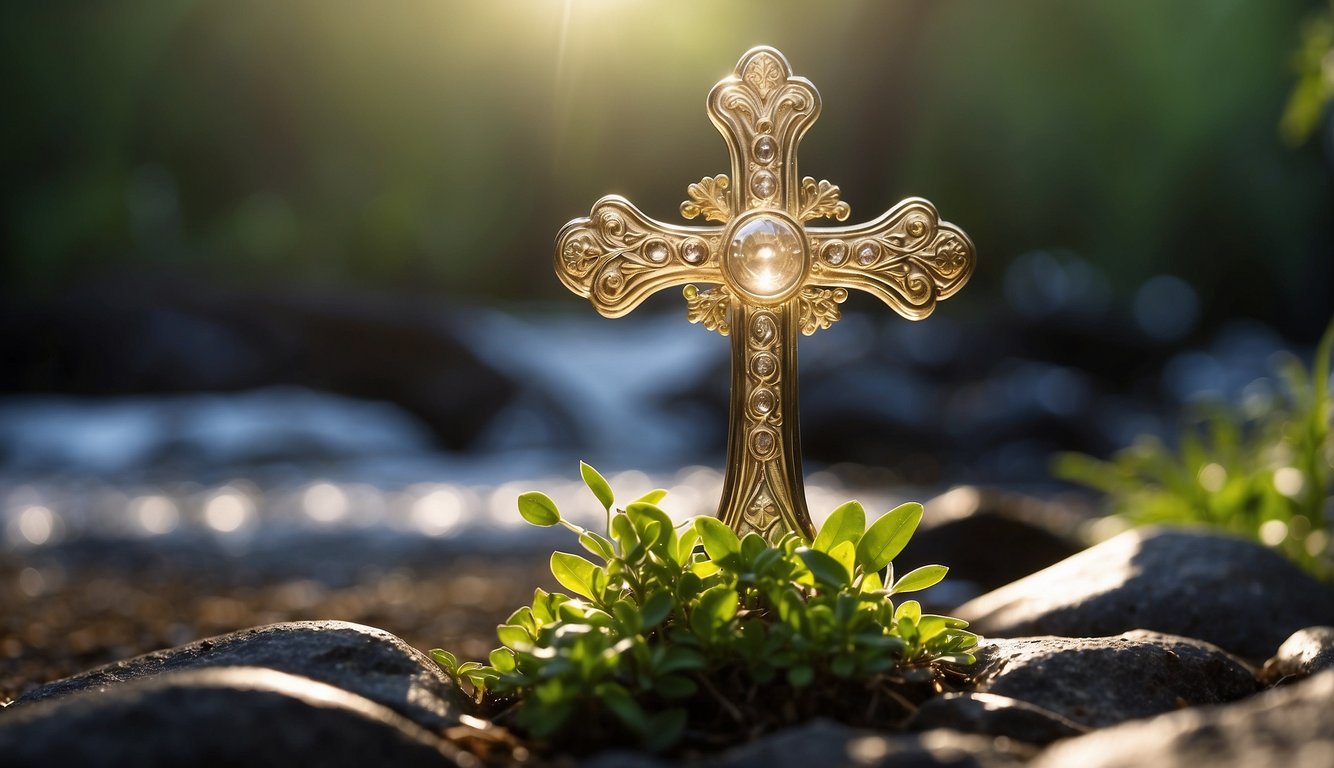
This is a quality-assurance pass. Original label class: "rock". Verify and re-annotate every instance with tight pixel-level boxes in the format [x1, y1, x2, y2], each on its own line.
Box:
[0, 667, 466, 767]
[710, 722, 1029, 767]
[970, 631, 1258, 728]
[909, 692, 1088, 745]
[1261, 626, 1334, 684]
[1030, 669, 1334, 768]
[955, 527, 1334, 659]
[582, 721, 1028, 768]
[0, 279, 517, 450]
[716, 720, 1027, 768]
[13, 621, 461, 730]
[901, 486, 1086, 603]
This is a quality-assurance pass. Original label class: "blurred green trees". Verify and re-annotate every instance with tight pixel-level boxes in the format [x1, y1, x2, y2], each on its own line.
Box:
[2, 1, 1329, 337]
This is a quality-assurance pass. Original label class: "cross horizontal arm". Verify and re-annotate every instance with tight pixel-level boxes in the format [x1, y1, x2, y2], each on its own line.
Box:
[555, 196, 725, 318]
[806, 197, 975, 320]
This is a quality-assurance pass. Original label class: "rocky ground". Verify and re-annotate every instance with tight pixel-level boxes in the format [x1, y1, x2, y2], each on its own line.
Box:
[3, 513, 1333, 766]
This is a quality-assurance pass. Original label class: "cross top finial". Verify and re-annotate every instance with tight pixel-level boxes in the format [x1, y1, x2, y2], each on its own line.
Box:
[556, 46, 975, 540]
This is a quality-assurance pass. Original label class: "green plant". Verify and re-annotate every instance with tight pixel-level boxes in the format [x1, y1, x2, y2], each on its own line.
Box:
[430, 462, 978, 752]
[1280, 0, 1334, 145]
[1054, 320, 1334, 580]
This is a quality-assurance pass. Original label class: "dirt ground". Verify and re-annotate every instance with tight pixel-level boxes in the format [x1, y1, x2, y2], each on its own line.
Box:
[1, 546, 557, 705]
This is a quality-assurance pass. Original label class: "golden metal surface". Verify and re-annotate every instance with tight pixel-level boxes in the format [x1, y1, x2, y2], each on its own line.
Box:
[555, 46, 975, 541]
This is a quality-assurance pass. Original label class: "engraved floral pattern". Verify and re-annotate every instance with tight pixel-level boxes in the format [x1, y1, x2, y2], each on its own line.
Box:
[797, 177, 851, 223]
[680, 175, 732, 223]
[743, 53, 784, 101]
[684, 284, 732, 335]
[797, 286, 849, 335]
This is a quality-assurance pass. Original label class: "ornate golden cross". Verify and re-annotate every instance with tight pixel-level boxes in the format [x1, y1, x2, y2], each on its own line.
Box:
[555, 47, 975, 541]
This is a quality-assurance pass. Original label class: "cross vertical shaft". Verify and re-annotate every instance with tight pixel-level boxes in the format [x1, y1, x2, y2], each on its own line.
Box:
[554, 47, 975, 541]
[718, 301, 812, 539]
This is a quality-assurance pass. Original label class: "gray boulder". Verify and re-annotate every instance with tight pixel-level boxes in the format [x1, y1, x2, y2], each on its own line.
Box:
[1261, 626, 1334, 684]
[970, 631, 1258, 728]
[583, 721, 1028, 768]
[0, 667, 465, 767]
[955, 527, 1334, 659]
[909, 692, 1088, 745]
[1031, 669, 1334, 768]
[13, 620, 461, 730]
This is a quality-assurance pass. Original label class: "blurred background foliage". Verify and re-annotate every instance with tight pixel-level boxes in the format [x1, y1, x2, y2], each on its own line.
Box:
[2, 0, 1330, 338]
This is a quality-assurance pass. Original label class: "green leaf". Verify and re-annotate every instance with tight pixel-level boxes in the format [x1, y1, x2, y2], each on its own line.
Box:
[831, 655, 856, 678]
[796, 547, 851, 589]
[550, 551, 600, 601]
[690, 584, 738, 637]
[625, 502, 674, 550]
[640, 592, 673, 628]
[653, 674, 698, 699]
[506, 606, 536, 634]
[488, 647, 516, 672]
[517, 491, 560, 527]
[787, 664, 814, 688]
[675, 526, 701, 565]
[895, 599, 922, 624]
[933, 653, 977, 666]
[891, 564, 948, 594]
[656, 645, 707, 673]
[611, 513, 638, 548]
[828, 540, 856, 578]
[813, 500, 865, 553]
[429, 648, 458, 675]
[599, 683, 648, 734]
[676, 571, 704, 601]
[611, 601, 641, 634]
[496, 623, 531, 649]
[856, 502, 924, 573]
[642, 708, 688, 752]
[579, 530, 616, 562]
[695, 516, 741, 563]
[580, 461, 615, 511]
[740, 532, 768, 566]
[635, 489, 669, 505]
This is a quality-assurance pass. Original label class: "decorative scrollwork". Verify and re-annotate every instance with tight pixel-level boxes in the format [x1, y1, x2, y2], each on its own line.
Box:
[684, 283, 732, 335]
[808, 197, 975, 320]
[554, 196, 723, 318]
[797, 177, 851, 223]
[797, 286, 849, 335]
[742, 492, 781, 540]
[743, 51, 785, 102]
[707, 47, 821, 212]
[680, 174, 732, 223]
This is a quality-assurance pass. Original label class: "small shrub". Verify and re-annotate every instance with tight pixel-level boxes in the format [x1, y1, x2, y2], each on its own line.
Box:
[1055, 320, 1333, 579]
[431, 462, 978, 752]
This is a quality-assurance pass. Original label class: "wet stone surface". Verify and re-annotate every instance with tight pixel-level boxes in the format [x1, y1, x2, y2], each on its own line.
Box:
[12, 620, 463, 730]
[1261, 626, 1334, 684]
[0, 667, 466, 768]
[956, 527, 1334, 660]
[969, 631, 1258, 728]
[1030, 669, 1334, 768]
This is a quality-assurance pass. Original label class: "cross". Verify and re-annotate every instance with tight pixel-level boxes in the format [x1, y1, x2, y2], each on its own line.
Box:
[555, 46, 975, 541]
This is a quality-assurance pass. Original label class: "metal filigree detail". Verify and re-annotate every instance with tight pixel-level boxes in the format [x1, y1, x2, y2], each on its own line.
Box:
[809, 198, 975, 320]
[797, 286, 849, 335]
[743, 51, 786, 102]
[554, 196, 722, 318]
[554, 46, 975, 540]
[681, 174, 732, 223]
[684, 284, 732, 335]
[741, 491, 782, 541]
[797, 177, 851, 222]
